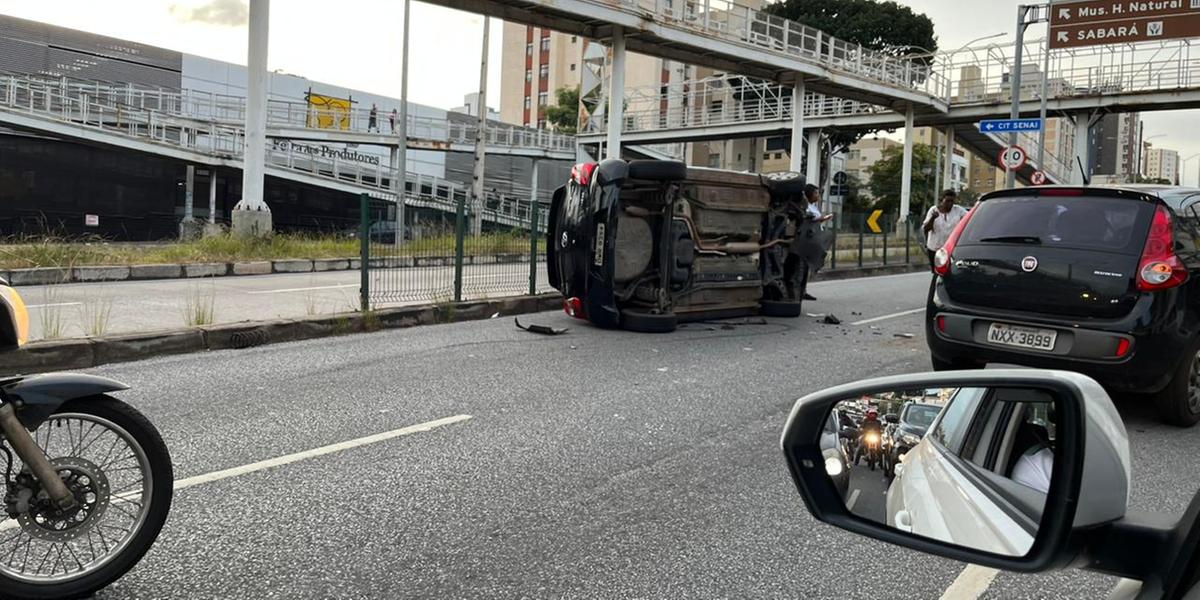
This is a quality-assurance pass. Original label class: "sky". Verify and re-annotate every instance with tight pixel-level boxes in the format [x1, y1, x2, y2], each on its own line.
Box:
[2, 0, 1199, 184]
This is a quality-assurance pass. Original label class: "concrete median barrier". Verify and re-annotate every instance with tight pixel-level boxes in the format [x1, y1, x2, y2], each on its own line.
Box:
[73, 266, 131, 282]
[0, 292, 564, 375]
[130, 264, 183, 280]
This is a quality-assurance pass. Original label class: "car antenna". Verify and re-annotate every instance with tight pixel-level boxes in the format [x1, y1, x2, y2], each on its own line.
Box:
[1076, 157, 1090, 185]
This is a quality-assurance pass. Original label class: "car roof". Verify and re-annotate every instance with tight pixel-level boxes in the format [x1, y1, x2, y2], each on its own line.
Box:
[981, 185, 1200, 210]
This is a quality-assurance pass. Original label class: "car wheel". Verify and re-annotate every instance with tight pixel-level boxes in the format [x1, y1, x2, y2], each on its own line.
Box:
[759, 300, 803, 318]
[627, 160, 687, 182]
[620, 309, 678, 333]
[762, 171, 806, 196]
[1156, 347, 1200, 427]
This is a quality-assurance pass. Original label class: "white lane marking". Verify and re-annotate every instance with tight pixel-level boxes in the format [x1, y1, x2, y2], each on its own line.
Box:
[246, 283, 358, 295]
[845, 488, 861, 511]
[0, 414, 474, 533]
[25, 302, 82, 309]
[851, 307, 924, 326]
[175, 414, 472, 490]
[938, 565, 1000, 600]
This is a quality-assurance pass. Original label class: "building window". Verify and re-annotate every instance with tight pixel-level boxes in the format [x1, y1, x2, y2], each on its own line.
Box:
[526, 43, 533, 56]
[525, 70, 532, 83]
[524, 97, 531, 110]
[571, 35, 577, 43]
[570, 63, 576, 71]
[541, 38, 551, 52]
[539, 64, 549, 78]
[764, 153, 772, 161]
[538, 92, 548, 106]
[538, 118, 546, 129]
[708, 153, 721, 168]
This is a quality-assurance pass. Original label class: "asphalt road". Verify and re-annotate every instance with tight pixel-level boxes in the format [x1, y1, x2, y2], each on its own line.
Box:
[13, 270, 1197, 599]
[20, 264, 554, 339]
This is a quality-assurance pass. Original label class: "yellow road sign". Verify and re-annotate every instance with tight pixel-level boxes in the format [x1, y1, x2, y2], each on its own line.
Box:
[867, 209, 883, 234]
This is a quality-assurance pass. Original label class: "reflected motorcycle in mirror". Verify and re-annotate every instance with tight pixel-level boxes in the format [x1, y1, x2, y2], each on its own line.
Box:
[0, 277, 173, 599]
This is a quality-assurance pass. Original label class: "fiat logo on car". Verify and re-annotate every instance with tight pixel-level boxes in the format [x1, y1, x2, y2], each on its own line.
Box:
[1021, 256, 1039, 272]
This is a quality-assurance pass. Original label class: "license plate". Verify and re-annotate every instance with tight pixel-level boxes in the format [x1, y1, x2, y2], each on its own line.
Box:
[986, 323, 1057, 352]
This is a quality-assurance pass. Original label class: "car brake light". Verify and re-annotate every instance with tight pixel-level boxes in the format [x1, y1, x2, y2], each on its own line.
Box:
[571, 162, 598, 186]
[1037, 188, 1085, 197]
[563, 297, 586, 319]
[933, 202, 980, 276]
[1116, 338, 1131, 358]
[936, 315, 946, 333]
[1137, 205, 1189, 292]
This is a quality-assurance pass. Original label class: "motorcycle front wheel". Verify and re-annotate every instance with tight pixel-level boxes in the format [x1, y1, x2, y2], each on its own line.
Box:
[0, 395, 173, 600]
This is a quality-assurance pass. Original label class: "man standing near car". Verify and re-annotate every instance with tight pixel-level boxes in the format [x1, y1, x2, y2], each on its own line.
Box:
[922, 190, 968, 271]
[784, 184, 834, 301]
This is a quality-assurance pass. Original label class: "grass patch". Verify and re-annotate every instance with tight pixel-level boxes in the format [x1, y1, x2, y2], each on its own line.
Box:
[36, 287, 67, 340]
[78, 296, 113, 337]
[0, 232, 545, 270]
[183, 283, 216, 327]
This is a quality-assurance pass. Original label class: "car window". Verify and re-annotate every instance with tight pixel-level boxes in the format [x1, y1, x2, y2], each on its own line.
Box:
[928, 387, 986, 454]
[958, 196, 1153, 254]
[902, 404, 940, 428]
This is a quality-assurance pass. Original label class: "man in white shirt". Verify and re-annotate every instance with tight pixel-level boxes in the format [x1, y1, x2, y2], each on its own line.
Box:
[1012, 445, 1053, 493]
[922, 190, 969, 270]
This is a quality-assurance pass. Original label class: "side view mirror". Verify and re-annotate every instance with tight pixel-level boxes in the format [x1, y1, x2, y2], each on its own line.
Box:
[781, 370, 1200, 595]
[884, 414, 899, 424]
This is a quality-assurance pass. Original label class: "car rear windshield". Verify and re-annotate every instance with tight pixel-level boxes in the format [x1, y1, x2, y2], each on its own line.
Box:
[959, 195, 1154, 254]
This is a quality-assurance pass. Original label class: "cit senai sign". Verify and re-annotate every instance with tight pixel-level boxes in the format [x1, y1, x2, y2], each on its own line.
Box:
[1050, 0, 1200, 48]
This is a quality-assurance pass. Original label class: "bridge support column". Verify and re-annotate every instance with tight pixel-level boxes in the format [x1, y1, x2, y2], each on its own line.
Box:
[789, 80, 805, 173]
[805, 130, 821, 188]
[232, 0, 272, 237]
[943, 126, 956, 192]
[1071, 110, 1097, 185]
[606, 26, 626, 161]
[899, 103, 914, 223]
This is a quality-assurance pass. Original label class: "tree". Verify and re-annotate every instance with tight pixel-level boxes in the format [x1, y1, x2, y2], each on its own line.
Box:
[762, 0, 938, 154]
[866, 143, 939, 220]
[544, 86, 579, 135]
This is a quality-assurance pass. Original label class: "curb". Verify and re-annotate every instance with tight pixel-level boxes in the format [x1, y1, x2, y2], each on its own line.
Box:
[3, 254, 538, 286]
[818, 262, 928, 281]
[0, 293, 564, 376]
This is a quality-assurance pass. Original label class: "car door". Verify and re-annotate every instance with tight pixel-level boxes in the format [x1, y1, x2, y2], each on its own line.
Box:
[887, 387, 1050, 556]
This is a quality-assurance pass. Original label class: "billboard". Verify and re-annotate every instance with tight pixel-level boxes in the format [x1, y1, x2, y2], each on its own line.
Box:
[305, 90, 352, 130]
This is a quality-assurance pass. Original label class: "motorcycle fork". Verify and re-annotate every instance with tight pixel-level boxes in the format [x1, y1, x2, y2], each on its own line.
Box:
[0, 400, 75, 509]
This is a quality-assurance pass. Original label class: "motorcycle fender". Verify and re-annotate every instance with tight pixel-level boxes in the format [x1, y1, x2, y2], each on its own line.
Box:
[2, 374, 130, 430]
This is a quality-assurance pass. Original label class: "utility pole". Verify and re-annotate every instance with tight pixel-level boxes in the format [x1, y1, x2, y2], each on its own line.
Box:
[232, 0, 272, 236]
[394, 0, 411, 246]
[1007, 4, 1050, 189]
[471, 18, 491, 236]
[1036, 0, 1053, 171]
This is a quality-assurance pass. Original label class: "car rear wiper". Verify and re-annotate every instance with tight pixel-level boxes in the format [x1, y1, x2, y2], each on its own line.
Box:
[978, 235, 1043, 245]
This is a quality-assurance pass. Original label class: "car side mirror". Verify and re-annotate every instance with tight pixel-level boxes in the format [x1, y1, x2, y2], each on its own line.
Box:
[781, 370, 1132, 574]
[884, 414, 899, 424]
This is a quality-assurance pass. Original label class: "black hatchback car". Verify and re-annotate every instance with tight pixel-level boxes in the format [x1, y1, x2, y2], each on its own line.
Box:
[927, 185, 1200, 426]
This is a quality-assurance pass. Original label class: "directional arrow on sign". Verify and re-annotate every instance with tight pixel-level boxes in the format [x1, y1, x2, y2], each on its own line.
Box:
[867, 209, 883, 234]
[1059, 7, 1071, 20]
[1057, 31, 1069, 42]
[984, 123, 995, 131]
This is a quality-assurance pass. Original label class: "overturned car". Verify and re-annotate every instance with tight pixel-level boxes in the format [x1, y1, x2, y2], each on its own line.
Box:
[546, 159, 826, 333]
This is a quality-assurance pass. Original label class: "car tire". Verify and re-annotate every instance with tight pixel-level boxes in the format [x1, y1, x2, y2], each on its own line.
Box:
[759, 300, 803, 318]
[621, 309, 678, 333]
[762, 171, 806, 196]
[931, 355, 977, 371]
[627, 160, 687, 182]
[1156, 348, 1200, 427]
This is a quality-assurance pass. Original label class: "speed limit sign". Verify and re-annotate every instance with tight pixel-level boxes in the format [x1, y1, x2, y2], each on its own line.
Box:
[1030, 170, 1047, 185]
[999, 145, 1028, 172]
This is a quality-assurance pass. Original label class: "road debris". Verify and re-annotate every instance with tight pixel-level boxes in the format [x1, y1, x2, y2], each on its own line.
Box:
[515, 318, 569, 335]
[822, 314, 842, 325]
[893, 333, 915, 339]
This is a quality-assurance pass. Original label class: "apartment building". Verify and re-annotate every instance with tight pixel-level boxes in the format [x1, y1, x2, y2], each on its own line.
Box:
[1144, 146, 1180, 184]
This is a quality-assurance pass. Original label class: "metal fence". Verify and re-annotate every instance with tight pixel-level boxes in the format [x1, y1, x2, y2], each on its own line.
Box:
[825, 213, 928, 271]
[358, 194, 551, 309]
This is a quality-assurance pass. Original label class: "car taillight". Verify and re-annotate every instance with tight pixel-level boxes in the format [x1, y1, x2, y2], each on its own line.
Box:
[571, 162, 598, 186]
[936, 315, 946, 333]
[1137, 205, 1189, 292]
[932, 203, 979, 277]
[563, 297, 586, 319]
[1116, 338, 1132, 358]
